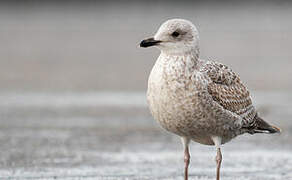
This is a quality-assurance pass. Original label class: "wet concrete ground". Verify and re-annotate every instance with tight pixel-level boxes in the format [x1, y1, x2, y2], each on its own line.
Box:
[0, 92, 291, 180]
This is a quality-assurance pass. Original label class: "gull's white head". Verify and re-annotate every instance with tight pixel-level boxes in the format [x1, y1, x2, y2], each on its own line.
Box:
[140, 19, 199, 56]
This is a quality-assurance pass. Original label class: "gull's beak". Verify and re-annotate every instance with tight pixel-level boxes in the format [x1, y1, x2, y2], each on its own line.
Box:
[140, 37, 161, 48]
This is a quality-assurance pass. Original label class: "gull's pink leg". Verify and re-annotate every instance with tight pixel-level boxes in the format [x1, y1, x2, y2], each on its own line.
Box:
[216, 147, 222, 180]
[182, 137, 190, 180]
[212, 136, 222, 180]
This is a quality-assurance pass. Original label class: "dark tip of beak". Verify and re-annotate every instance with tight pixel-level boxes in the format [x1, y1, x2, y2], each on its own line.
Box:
[140, 38, 161, 48]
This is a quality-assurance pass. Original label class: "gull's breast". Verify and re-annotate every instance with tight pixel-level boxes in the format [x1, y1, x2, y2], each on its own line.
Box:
[147, 55, 210, 138]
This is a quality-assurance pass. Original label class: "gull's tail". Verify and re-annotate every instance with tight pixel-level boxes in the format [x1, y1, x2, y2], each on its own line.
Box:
[248, 115, 281, 134]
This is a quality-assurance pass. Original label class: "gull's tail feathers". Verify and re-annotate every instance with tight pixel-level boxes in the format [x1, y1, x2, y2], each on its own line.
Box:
[247, 115, 281, 134]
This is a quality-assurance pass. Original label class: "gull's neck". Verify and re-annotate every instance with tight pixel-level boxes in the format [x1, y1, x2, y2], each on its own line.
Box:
[161, 49, 200, 66]
[160, 49, 201, 77]
[161, 44, 200, 60]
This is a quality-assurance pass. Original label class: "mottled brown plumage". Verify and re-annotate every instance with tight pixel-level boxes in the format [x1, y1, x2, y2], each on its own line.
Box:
[202, 61, 257, 128]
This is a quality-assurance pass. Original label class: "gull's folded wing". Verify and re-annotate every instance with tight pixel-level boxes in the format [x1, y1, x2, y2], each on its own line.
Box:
[201, 61, 256, 127]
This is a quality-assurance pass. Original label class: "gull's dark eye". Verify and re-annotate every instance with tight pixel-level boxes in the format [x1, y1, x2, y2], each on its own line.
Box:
[171, 31, 180, 37]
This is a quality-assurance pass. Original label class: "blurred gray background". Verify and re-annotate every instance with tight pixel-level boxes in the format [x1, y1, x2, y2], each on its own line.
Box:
[0, 1, 291, 180]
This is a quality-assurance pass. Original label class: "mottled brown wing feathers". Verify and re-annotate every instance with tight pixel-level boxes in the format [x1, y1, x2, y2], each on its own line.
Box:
[202, 61, 256, 126]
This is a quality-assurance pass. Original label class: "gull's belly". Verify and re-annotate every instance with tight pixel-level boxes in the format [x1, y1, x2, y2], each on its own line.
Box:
[147, 76, 217, 145]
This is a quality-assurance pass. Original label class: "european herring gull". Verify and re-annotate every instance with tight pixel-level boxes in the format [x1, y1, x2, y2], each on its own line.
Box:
[140, 19, 281, 180]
